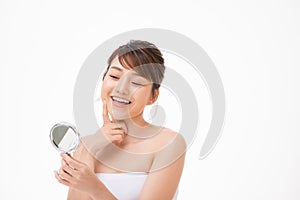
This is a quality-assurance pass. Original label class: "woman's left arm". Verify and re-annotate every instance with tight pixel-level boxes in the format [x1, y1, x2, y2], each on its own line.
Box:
[139, 133, 186, 200]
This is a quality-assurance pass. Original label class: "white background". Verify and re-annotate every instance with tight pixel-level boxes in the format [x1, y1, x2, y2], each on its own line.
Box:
[1, 0, 300, 199]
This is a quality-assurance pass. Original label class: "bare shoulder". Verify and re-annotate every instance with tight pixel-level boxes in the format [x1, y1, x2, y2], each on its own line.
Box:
[73, 138, 94, 164]
[153, 127, 187, 151]
[149, 127, 186, 171]
[73, 139, 87, 159]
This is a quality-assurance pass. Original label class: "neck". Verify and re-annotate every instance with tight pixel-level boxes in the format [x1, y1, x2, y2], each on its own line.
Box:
[114, 115, 162, 139]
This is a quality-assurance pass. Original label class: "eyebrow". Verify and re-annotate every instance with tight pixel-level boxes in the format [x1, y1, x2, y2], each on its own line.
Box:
[110, 66, 123, 71]
[110, 66, 139, 76]
[109, 66, 147, 79]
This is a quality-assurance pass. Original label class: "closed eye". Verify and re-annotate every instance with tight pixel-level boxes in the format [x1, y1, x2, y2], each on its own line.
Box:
[132, 82, 145, 86]
[109, 75, 119, 80]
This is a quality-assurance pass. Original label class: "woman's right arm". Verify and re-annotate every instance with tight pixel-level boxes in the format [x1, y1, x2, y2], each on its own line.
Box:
[56, 144, 117, 200]
[62, 101, 126, 199]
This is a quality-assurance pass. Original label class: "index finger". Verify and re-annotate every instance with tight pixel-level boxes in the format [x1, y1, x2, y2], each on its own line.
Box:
[102, 100, 111, 124]
[61, 153, 83, 170]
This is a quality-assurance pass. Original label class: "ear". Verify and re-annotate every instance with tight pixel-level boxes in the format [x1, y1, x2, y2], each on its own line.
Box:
[147, 89, 159, 105]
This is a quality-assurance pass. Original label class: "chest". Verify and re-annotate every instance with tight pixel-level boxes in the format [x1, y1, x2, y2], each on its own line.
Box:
[92, 140, 156, 173]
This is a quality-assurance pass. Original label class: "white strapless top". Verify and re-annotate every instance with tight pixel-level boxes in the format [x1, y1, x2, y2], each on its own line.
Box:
[96, 172, 148, 200]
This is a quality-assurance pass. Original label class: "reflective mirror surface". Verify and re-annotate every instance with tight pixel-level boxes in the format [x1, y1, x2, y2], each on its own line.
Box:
[49, 122, 80, 153]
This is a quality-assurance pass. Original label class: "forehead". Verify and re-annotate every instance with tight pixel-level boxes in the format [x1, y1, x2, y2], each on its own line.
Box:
[108, 56, 154, 83]
[109, 56, 130, 71]
[109, 56, 139, 76]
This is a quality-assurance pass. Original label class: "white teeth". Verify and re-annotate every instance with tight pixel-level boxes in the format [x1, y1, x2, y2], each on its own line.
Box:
[112, 96, 130, 104]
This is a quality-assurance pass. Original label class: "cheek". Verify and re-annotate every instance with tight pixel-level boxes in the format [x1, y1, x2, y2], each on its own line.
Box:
[101, 80, 114, 100]
[132, 87, 152, 105]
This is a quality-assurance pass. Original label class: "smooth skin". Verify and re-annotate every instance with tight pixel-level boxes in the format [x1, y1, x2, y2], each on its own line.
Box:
[54, 57, 186, 200]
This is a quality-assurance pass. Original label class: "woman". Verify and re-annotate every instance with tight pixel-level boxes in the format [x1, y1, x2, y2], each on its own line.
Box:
[54, 40, 186, 200]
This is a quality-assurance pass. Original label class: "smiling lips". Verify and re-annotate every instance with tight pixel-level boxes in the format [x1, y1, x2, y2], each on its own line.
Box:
[111, 96, 132, 106]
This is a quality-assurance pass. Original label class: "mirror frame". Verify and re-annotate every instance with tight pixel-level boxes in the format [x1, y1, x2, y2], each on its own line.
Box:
[49, 122, 80, 153]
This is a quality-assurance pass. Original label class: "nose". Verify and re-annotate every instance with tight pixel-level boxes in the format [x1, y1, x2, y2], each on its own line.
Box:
[115, 74, 130, 95]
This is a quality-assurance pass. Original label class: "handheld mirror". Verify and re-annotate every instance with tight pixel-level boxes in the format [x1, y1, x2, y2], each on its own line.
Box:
[49, 122, 80, 153]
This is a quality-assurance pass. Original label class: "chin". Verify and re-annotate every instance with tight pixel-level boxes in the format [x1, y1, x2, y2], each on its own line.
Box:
[111, 115, 130, 121]
[110, 110, 131, 121]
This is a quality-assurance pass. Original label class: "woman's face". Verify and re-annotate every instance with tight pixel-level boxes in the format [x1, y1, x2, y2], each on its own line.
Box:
[101, 56, 154, 121]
